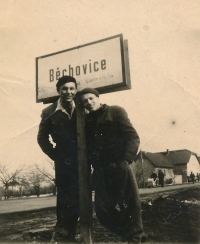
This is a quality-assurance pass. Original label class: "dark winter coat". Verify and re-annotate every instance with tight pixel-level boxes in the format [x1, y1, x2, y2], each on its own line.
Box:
[37, 101, 78, 167]
[85, 104, 140, 167]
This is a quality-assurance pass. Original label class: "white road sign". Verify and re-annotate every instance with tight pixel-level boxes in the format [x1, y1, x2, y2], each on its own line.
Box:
[36, 34, 130, 103]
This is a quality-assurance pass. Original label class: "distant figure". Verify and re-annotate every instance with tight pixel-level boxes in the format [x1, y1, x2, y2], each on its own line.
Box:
[190, 172, 195, 184]
[163, 169, 166, 183]
[150, 171, 157, 186]
[197, 173, 199, 182]
[158, 170, 164, 187]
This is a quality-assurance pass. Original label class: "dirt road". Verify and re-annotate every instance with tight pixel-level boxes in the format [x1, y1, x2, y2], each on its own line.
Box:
[0, 184, 199, 244]
[0, 183, 198, 214]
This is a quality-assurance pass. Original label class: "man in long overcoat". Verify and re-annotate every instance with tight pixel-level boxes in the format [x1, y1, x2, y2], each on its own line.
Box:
[158, 170, 164, 187]
[37, 76, 79, 240]
[79, 88, 147, 244]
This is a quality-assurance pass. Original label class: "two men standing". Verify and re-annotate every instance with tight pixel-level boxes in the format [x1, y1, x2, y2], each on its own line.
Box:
[37, 76, 146, 243]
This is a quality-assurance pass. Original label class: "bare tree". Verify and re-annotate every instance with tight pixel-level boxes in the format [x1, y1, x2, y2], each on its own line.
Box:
[19, 177, 30, 196]
[35, 163, 56, 195]
[27, 166, 45, 197]
[0, 164, 24, 199]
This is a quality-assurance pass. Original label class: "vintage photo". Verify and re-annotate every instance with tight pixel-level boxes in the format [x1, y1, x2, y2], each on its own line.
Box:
[0, 1, 199, 243]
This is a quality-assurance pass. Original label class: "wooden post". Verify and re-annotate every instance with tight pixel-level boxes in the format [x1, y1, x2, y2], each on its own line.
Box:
[140, 150, 145, 188]
[76, 94, 93, 244]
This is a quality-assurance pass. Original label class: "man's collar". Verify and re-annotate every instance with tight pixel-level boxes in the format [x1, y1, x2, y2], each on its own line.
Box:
[87, 104, 105, 115]
[56, 98, 75, 116]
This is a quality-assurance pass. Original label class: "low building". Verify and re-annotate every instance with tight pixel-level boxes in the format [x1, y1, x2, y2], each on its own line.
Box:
[134, 149, 200, 188]
[134, 151, 174, 188]
[160, 149, 200, 183]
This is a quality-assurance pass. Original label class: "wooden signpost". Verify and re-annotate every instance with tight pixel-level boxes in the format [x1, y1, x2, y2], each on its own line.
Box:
[75, 96, 94, 244]
[36, 34, 131, 243]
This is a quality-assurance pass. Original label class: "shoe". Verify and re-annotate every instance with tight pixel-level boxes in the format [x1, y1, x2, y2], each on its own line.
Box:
[128, 233, 148, 244]
[128, 236, 141, 244]
[55, 226, 69, 236]
[141, 233, 148, 243]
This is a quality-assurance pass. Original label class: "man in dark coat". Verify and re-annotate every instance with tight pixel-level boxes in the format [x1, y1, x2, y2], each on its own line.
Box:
[79, 88, 146, 244]
[158, 170, 164, 187]
[197, 173, 199, 182]
[190, 172, 195, 184]
[37, 76, 79, 240]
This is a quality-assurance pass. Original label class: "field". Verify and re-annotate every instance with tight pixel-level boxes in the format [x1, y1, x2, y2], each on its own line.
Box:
[0, 185, 199, 244]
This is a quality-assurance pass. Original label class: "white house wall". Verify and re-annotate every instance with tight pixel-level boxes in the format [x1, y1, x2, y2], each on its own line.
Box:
[187, 155, 200, 175]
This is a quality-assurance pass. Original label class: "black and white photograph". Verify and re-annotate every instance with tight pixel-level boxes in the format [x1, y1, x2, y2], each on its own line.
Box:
[0, 1, 200, 243]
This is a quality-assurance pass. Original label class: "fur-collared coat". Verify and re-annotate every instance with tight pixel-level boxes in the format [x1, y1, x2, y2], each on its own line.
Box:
[37, 101, 78, 166]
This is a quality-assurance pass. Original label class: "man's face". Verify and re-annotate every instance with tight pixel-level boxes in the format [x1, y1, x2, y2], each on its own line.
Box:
[58, 82, 77, 102]
[81, 93, 100, 112]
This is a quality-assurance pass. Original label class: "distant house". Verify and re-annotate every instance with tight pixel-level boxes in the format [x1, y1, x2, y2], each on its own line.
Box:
[159, 149, 200, 183]
[134, 151, 174, 188]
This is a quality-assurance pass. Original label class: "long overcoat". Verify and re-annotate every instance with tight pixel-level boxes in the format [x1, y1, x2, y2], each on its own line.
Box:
[37, 101, 78, 184]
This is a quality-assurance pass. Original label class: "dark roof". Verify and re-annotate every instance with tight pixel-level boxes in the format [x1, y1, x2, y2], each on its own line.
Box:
[157, 149, 192, 165]
[142, 151, 174, 168]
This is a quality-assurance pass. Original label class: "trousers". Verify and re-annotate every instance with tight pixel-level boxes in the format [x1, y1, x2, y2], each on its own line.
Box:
[93, 161, 144, 241]
[55, 159, 79, 234]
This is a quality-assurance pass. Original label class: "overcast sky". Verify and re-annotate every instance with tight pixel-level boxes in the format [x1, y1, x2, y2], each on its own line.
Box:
[0, 0, 200, 169]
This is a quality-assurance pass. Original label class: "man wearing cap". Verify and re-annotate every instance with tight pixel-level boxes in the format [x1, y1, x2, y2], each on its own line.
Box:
[37, 76, 79, 241]
[79, 88, 146, 244]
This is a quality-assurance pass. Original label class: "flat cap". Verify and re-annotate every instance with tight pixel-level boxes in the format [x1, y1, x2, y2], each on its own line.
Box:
[56, 76, 77, 91]
[79, 88, 99, 97]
